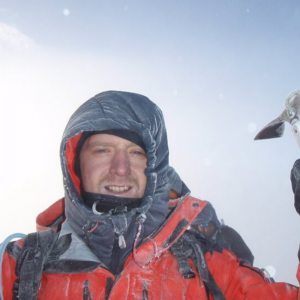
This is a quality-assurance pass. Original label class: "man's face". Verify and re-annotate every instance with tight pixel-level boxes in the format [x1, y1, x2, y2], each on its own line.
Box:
[80, 134, 147, 198]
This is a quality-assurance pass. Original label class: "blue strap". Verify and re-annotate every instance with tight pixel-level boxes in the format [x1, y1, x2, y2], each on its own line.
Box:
[0, 233, 26, 300]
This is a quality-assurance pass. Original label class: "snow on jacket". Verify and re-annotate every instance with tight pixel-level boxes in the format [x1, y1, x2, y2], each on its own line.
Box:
[1, 91, 300, 299]
[2, 197, 299, 299]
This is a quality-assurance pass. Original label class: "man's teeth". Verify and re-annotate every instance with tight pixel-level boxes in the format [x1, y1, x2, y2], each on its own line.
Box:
[107, 186, 129, 192]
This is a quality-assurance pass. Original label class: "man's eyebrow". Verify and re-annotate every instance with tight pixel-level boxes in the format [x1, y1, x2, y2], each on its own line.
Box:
[88, 141, 113, 148]
[87, 141, 142, 148]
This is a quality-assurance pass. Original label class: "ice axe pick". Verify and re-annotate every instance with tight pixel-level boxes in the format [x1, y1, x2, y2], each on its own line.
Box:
[254, 90, 300, 149]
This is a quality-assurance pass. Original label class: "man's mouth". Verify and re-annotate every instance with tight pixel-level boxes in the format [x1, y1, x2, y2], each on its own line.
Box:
[106, 185, 130, 193]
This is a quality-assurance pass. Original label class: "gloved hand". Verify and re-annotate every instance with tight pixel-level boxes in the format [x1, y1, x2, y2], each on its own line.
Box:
[291, 159, 300, 215]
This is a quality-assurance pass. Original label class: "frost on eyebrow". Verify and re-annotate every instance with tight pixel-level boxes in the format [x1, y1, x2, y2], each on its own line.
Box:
[87, 138, 142, 150]
[87, 141, 113, 148]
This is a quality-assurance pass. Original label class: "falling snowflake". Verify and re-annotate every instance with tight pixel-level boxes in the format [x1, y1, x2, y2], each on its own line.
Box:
[63, 9, 70, 16]
[265, 265, 276, 277]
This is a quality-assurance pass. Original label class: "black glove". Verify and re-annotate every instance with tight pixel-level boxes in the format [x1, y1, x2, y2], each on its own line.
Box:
[291, 159, 300, 215]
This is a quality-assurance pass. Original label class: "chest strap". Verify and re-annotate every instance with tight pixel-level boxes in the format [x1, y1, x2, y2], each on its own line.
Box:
[14, 229, 56, 300]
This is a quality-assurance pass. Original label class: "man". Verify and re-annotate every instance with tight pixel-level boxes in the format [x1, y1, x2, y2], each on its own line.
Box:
[191, 201, 254, 266]
[0, 91, 299, 299]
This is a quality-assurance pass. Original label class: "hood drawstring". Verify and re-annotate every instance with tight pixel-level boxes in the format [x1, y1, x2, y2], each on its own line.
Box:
[133, 221, 146, 267]
[87, 222, 99, 234]
[90, 205, 135, 250]
[87, 206, 147, 251]
[133, 213, 154, 268]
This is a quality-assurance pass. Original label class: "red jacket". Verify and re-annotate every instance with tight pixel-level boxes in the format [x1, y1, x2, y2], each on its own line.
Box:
[2, 196, 299, 299]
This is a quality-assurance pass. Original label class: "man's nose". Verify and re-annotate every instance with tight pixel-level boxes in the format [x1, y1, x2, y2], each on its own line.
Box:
[109, 150, 131, 176]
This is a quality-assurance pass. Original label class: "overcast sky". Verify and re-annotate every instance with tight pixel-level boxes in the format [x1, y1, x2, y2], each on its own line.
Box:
[1, 0, 300, 285]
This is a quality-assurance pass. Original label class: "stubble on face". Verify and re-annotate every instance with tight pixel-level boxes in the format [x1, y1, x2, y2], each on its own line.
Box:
[80, 134, 147, 198]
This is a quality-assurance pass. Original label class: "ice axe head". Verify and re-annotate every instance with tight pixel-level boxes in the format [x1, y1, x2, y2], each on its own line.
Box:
[254, 90, 300, 149]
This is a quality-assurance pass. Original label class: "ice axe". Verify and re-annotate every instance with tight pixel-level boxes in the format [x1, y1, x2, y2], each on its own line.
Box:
[254, 90, 300, 148]
[255, 90, 300, 215]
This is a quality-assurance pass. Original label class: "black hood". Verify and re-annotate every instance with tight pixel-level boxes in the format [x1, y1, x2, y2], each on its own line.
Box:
[60, 91, 170, 270]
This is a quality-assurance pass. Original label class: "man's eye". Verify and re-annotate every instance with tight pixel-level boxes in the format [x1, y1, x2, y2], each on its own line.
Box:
[133, 150, 146, 156]
[95, 148, 107, 154]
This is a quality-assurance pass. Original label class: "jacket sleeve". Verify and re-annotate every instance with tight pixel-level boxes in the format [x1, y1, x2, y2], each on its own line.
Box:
[206, 249, 299, 300]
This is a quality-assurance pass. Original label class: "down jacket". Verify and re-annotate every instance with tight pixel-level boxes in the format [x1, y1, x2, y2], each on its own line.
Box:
[2, 196, 299, 299]
[1, 91, 300, 299]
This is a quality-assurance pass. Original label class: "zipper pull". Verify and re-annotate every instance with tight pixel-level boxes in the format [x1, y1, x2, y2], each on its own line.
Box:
[118, 234, 126, 249]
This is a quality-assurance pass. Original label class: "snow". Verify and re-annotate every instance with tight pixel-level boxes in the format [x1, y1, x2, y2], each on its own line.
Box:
[63, 9, 70, 17]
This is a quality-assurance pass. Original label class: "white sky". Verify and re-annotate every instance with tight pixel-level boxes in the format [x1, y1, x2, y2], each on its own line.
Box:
[0, 0, 300, 285]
